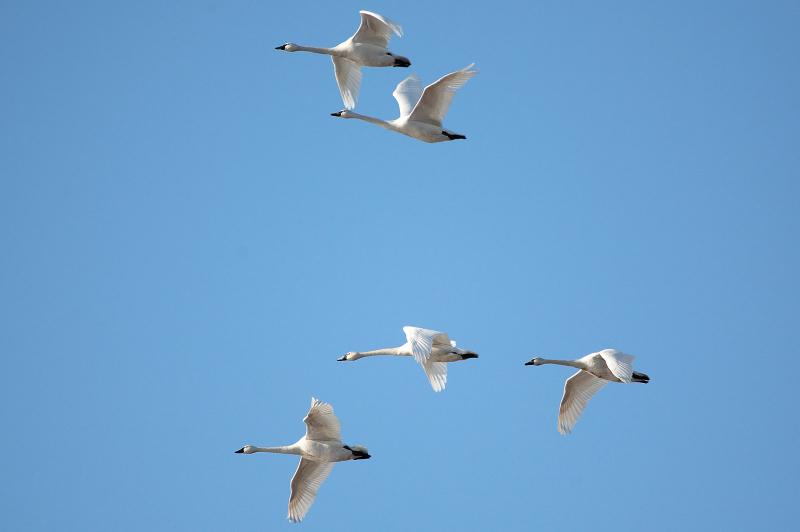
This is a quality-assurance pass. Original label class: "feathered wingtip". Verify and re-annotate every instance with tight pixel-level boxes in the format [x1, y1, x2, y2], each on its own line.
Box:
[359, 10, 403, 37]
[462, 63, 478, 74]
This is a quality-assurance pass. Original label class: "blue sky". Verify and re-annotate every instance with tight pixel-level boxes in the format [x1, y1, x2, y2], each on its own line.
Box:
[2, 1, 799, 530]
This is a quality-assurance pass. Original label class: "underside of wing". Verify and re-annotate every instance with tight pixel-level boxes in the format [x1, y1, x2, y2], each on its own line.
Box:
[331, 56, 362, 109]
[422, 359, 448, 392]
[288, 458, 335, 523]
[351, 10, 402, 48]
[303, 397, 342, 442]
[392, 74, 423, 117]
[558, 371, 608, 435]
[599, 349, 635, 383]
[408, 63, 477, 127]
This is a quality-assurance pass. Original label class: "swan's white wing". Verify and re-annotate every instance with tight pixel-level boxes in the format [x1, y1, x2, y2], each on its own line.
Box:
[351, 10, 402, 48]
[303, 397, 342, 442]
[392, 74, 423, 117]
[331, 57, 362, 110]
[288, 458, 334, 523]
[402, 326, 442, 364]
[421, 360, 448, 392]
[598, 349, 634, 384]
[558, 370, 608, 435]
[408, 64, 477, 127]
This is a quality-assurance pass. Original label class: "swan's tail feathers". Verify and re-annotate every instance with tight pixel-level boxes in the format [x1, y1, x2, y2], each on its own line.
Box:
[460, 352, 478, 360]
[632, 371, 650, 383]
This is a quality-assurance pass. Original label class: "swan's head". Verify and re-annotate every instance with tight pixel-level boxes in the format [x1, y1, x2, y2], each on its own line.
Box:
[275, 43, 299, 52]
[330, 110, 355, 119]
[337, 351, 358, 362]
[235, 445, 256, 454]
[344, 444, 371, 460]
[525, 357, 544, 366]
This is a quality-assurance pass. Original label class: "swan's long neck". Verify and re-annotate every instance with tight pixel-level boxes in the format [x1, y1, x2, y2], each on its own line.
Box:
[346, 112, 395, 131]
[293, 45, 336, 56]
[538, 358, 585, 369]
[252, 445, 300, 455]
[355, 347, 406, 359]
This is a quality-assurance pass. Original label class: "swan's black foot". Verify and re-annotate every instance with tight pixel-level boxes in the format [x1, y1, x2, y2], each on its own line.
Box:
[344, 445, 371, 460]
[461, 353, 478, 360]
[443, 131, 466, 140]
[632, 371, 650, 383]
[393, 57, 411, 67]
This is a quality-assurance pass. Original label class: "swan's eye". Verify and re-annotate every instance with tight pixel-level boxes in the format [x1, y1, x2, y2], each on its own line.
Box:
[386, 53, 392, 56]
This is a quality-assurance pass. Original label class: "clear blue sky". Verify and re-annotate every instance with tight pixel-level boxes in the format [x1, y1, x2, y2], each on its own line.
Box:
[2, 1, 799, 530]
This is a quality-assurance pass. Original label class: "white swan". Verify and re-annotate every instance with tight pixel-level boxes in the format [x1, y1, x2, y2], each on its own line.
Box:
[330, 64, 477, 143]
[338, 326, 478, 392]
[524, 349, 650, 435]
[235, 397, 370, 523]
[275, 10, 410, 109]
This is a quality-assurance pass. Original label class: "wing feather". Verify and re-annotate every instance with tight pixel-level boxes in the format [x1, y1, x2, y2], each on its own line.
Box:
[351, 10, 402, 48]
[392, 74, 423, 117]
[331, 57, 362, 109]
[288, 458, 334, 523]
[599, 349, 635, 383]
[303, 397, 342, 442]
[408, 64, 477, 127]
[558, 371, 608, 435]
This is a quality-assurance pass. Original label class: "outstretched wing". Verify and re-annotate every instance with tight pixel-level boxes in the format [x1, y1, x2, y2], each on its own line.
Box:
[598, 349, 635, 384]
[421, 359, 448, 392]
[351, 10, 403, 48]
[408, 64, 477, 127]
[303, 397, 342, 442]
[331, 56, 362, 109]
[392, 74, 423, 117]
[288, 458, 335, 523]
[402, 326, 445, 364]
[558, 370, 608, 435]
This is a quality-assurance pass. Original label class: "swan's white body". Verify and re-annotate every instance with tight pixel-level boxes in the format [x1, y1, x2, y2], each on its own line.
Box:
[235, 398, 370, 523]
[275, 10, 410, 109]
[525, 349, 650, 435]
[331, 64, 477, 143]
[339, 326, 478, 392]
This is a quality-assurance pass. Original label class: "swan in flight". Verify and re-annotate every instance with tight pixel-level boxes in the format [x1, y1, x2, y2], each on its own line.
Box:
[235, 397, 370, 523]
[524, 349, 650, 435]
[275, 10, 410, 109]
[338, 326, 478, 392]
[330, 64, 477, 143]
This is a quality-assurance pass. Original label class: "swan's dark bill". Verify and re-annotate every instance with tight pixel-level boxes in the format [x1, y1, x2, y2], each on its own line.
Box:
[331, 111, 343, 117]
[275, 44, 287, 50]
[524, 360, 535, 366]
[336, 355, 347, 361]
[442, 131, 466, 140]
[234, 447, 245, 453]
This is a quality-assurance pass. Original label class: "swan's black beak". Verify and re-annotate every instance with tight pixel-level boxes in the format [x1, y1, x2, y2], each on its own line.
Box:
[393, 56, 411, 67]
[275, 44, 287, 50]
[331, 111, 343, 117]
[235, 448, 245, 453]
[524, 360, 535, 366]
[337, 355, 347, 361]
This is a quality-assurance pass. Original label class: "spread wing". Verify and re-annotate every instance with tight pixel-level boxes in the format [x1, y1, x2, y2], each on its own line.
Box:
[598, 349, 635, 383]
[402, 326, 447, 364]
[351, 10, 403, 48]
[303, 397, 341, 442]
[408, 64, 477, 127]
[287, 458, 335, 523]
[421, 359, 448, 392]
[558, 370, 608, 435]
[392, 74, 423, 117]
[331, 56, 362, 110]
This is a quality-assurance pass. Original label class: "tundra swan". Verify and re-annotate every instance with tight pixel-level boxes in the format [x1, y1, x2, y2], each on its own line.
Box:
[525, 349, 650, 435]
[338, 326, 478, 392]
[275, 10, 410, 109]
[235, 397, 370, 523]
[330, 63, 477, 143]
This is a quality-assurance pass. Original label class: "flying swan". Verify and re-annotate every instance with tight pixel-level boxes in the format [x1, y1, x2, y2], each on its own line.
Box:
[338, 326, 478, 392]
[275, 10, 410, 109]
[524, 349, 650, 435]
[235, 397, 370, 523]
[330, 64, 477, 143]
